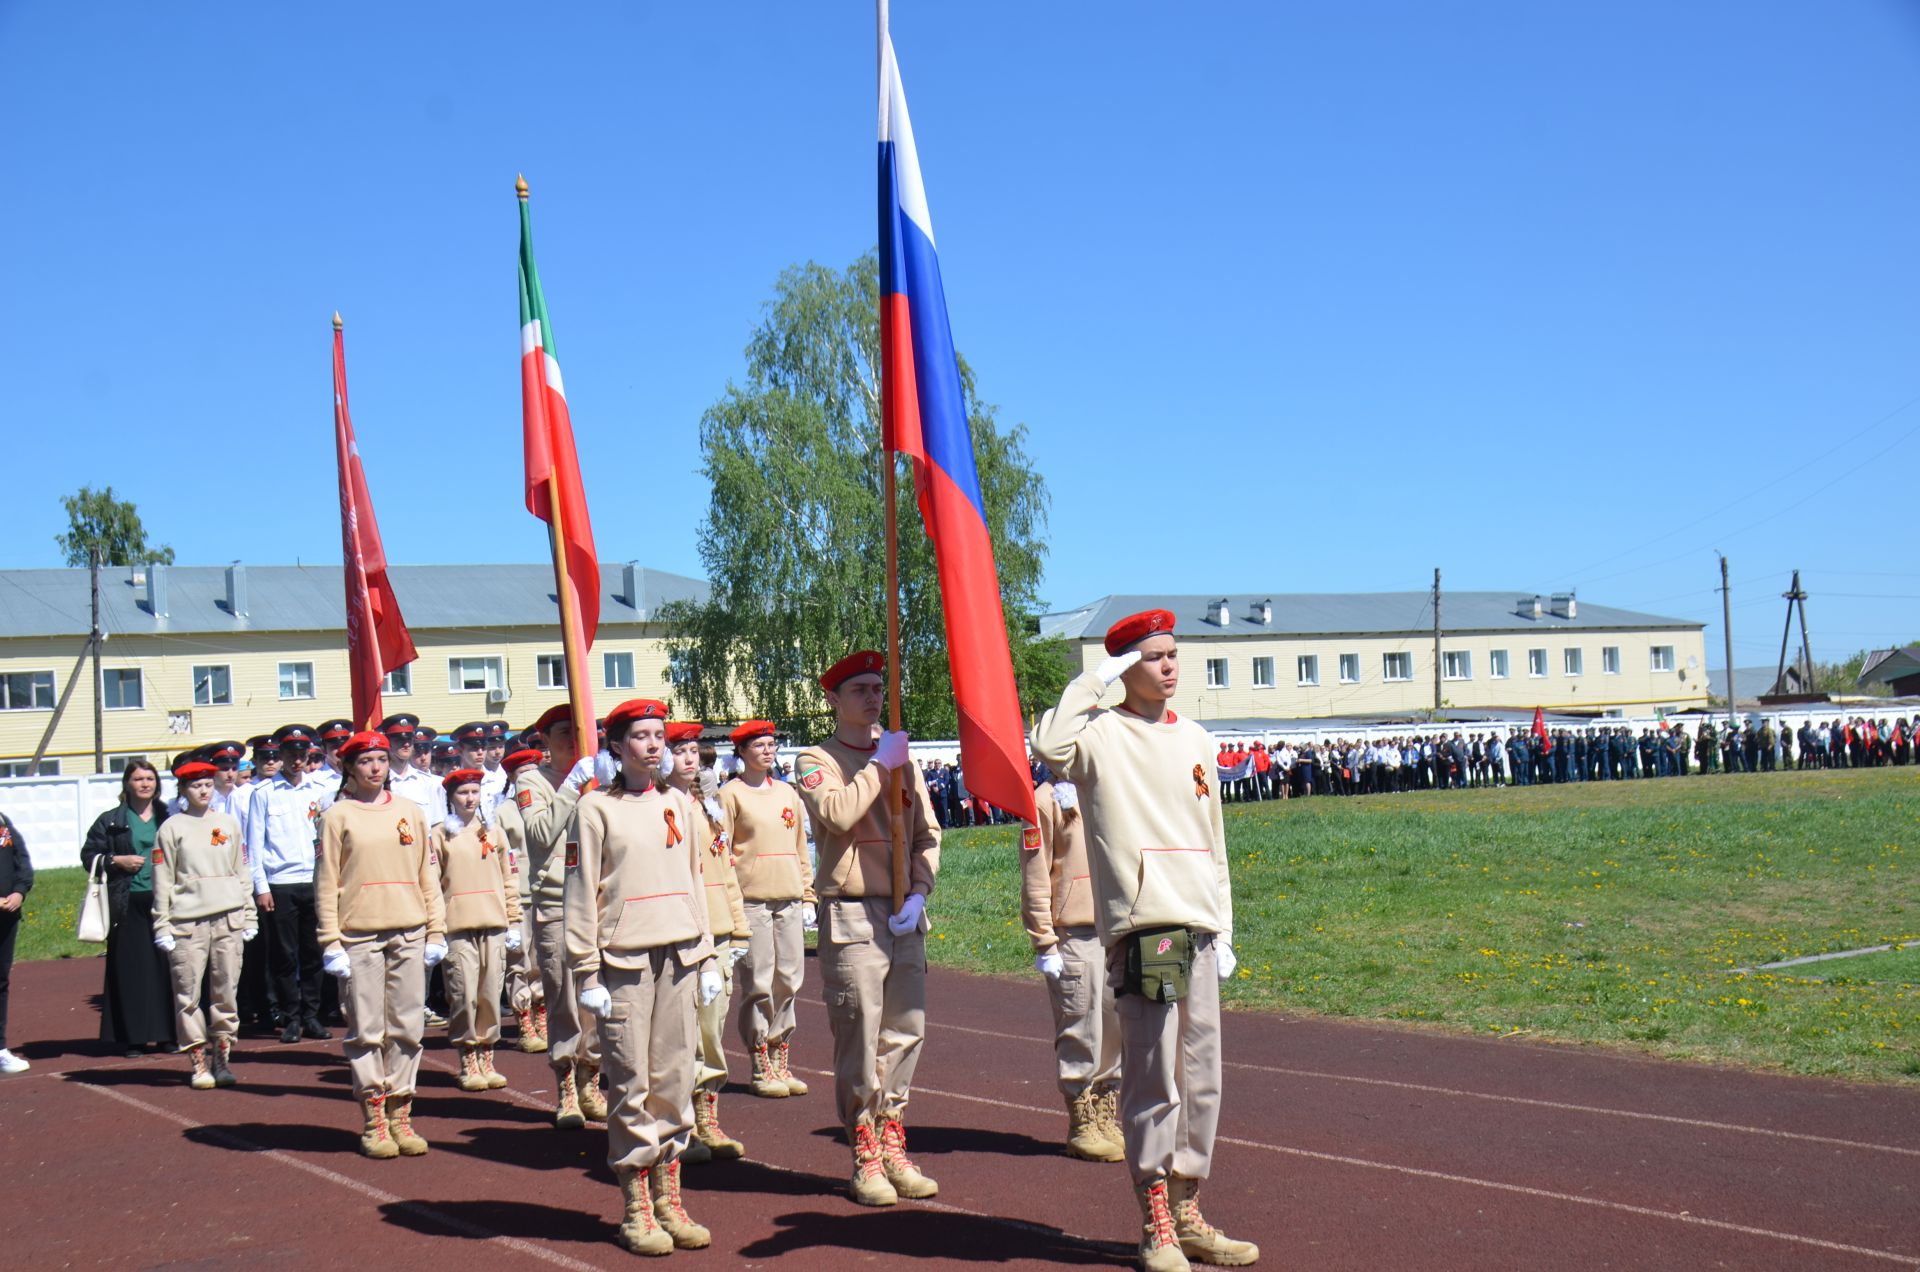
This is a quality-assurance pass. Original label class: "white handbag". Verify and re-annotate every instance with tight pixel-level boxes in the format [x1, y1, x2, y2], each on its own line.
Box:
[77, 853, 111, 943]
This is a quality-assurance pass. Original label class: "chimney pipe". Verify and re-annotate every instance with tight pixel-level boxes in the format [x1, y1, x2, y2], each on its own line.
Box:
[225, 561, 248, 617]
[146, 562, 169, 618]
[622, 561, 641, 611]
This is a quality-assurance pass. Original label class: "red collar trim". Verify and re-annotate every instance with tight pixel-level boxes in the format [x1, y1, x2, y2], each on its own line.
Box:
[1114, 705, 1178, 725]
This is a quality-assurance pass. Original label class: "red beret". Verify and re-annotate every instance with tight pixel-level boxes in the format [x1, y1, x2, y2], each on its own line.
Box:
[502, 747, 544, 774]
[442, 767, 484, 793]
[665, 722, 703, 745]
[339, 731, 390, 762]
[1104, 609, 1176, 656]
[533, 703, 576, 737]
[605, 699, 670, 734]
[730, 719, 776, 746]
[820, 650, 885, 693]
[173, 760, 217, 783]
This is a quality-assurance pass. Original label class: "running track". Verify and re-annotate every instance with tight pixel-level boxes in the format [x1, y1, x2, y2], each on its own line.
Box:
[3, 955, 1917, 1270]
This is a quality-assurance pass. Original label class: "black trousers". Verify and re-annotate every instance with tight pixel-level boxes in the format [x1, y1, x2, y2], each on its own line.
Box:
[0, 909, 17, 1049]
[265, 882, 322, 1024]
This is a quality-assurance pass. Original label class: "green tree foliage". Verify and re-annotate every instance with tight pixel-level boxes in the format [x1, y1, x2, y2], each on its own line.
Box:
[663, 252, 1069, 738]
[56, 486, 174, 567]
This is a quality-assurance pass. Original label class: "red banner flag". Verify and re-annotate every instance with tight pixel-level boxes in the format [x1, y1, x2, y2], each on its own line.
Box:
[1532, 706, 1553, 754]
[333, 313, 418, 730]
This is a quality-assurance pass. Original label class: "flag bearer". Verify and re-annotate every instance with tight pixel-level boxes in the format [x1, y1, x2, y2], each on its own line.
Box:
[153, 759, 257, 1090]
[499, 745, 547, 1052]
[665, 720, 750, 1161]
[724, 719, 816, 1100]
[316, 732, 446, 1160]
[435, 768, 522, 1092]
[793, 651, 942, 1207]
[1032, 610, 1258, 1271]
[1023, 771, 1123, 1162]
[566, 700, 723, 1255]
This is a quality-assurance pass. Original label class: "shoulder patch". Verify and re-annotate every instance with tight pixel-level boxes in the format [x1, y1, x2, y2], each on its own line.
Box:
[1021, 825, 1042, 851]
[516, 788, 534, 809]
[565, 841, 579, 870]
[152, 847, 165, 865]
[800, 769, 824, 790]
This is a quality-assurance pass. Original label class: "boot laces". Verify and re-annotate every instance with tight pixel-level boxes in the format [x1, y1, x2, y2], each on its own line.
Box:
[661, 1162, 693, 1223]
[368, 1095, 392, 1141]
[1146, 1181, 1178, 1247]
[880, 1118, 918, 1172]
[1176, 1195, 1217, 1237]
[854, 1122, 888, 1181]
[775, 1042, 795, 1080]
[702, 1092, 732, 1140]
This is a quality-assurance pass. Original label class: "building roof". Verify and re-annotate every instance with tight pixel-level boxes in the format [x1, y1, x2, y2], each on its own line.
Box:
[1038, 592, 1702, 642]
[1859, 646, 1920, 689]
[0, 562, 710, 639]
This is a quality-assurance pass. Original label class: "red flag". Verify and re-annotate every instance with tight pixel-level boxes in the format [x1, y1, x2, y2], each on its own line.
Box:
[332, 314, 417, 730]
[1532, 707, 1553, 754]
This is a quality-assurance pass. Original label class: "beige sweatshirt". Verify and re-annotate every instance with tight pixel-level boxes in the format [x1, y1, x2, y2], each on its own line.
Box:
[1020, 782, 1095, 951]
[515, 765, 584, 908]
[794, 736, 939, 901]
[1030, 672, 1233, 946]
[563, 783, 715, 991]
[152, 810, 256, 932]
[433, 817, 523, 934]
[688, 792, 750, 942]
[316, 794, 446, 952]
[494, 795, 532, 909]
[720, 776, 816, 903]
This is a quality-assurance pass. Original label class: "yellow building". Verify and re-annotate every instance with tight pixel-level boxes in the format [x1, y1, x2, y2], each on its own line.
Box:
[1038, 591, 1710, 724]
[0, 561, 706, 775]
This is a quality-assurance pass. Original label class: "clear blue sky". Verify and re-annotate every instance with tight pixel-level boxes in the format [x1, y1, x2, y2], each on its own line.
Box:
[5, 2, 1918, 668]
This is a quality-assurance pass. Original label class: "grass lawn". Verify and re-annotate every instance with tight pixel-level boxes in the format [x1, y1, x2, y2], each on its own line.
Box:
[1776, 944, 1920, 986]
[932, 767, 1920, 1082]
[15, 867, 98, 963]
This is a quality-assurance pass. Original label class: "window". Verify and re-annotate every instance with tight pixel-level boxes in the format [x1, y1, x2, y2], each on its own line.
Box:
[1443, 651, 1472, 681]
[102, 668, 143, 710]
[192, 664, 232, 706]
[1602, 646, 1620, 675]
[1296, 655, 1318, 687]
[1382, 652, 1413, 682]
[1251, 657, 1274, 689]
[537, 653, 568, 689]
[448, 656, 504, 694]
[1650, 645, 1675, 673]
[0, 671, 55, 711]
[1489, 649, 1510, 679]
[0, 759, 58, 778]
[382, 665, 412, 695]
[279, 661, 316, 700]
[1527, 648, 1548, 678]
[604, 651, 635, 690]
[1563, 648, 1583, 677]
[1205, 658, 1229, 689]
[1338, 653, 1360, 684]
[107, 753, 151, 775]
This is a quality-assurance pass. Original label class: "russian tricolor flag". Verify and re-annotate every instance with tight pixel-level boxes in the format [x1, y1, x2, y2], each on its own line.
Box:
[879, 9, 1037, 828]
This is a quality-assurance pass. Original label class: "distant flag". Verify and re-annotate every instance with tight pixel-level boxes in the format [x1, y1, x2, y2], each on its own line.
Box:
[517, 177, 598, 740]
[332, 313, 417, 730]
[1532, 706, 1552, 753]
[878, 6, 1037, 827]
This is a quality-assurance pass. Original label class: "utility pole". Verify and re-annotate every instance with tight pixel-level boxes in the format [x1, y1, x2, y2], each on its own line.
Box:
[1718, 554, 1737, 730]
[91, 548, 104, 774]
[1432, 567, 1443, 713]
[1774, 570, 1813, 694]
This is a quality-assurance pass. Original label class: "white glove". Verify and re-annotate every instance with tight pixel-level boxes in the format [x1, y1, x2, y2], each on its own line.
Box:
[1052, 780, 1078, 811]
[1097, 649, 1142, 686]
[1216, 942, 1238, 981]
[724, 943, 749, 969]
[1035, 950, 1064, 979]
[578, 985, 612, 1018]
[242, 928, 258, 943]
[703, 796, 725, 824]
[594, 751, 620, 787]
[563, 755, 597, 793]
[153, 931, 176, 953]
[802, 903, 819, 932]
[324, 950, 353, 979]
[504, 928, 523, 952]
[873, 730, 910, 771]
[887, 892, 926, 936]
[424, 941, 448, 968]
[697, 962, 724, 1007]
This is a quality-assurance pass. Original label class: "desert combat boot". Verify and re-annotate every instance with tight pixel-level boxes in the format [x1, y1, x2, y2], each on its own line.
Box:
[615, 1168, 673, 1256]
[1169, 1174, 1259, 1266]
[648, 1159, 711, 1249]
[1136, 1177, 1191, 1272]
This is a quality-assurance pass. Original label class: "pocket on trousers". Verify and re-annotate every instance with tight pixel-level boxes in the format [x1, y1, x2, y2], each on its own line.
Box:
[1058, 969, 1092, 1015]
[826, 899, 872, 945]
[825, 986, 860, 1022]
[225, 910, 248, 932]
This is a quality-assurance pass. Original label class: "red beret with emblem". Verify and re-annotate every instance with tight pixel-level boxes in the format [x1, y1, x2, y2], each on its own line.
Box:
[819, 650, 884, 693]
[442, 767, 484, 793]
[1104, 609, 1177, 656]
[173, 760, 218, 783]
[502, 747, 543, 775]
[729, 719, 776, 746]
[532, 703, 577, 737]
[339, 731, 390, 762]
[605, 699, 670, 734]
[665, 722, 703, 745]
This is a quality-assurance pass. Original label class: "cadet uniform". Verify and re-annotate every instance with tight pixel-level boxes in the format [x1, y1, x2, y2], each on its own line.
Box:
[1032, 610, 1257, 1272]
[564, 699, 717, 1255]
[794, 651, 942, 1207]
[384, 714, 448, 823]
[434, 768, 523, 1092]
[1023, 778, 1123, 1161]
[723, 719, 817, 1099]
[316, 733, 445, 1160]
[499, 747, 546, 1052]
[153, 760, 257, 1089]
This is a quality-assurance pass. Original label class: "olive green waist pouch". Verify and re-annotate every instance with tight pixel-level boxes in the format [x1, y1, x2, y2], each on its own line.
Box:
[1122, 925, 1192, 1003]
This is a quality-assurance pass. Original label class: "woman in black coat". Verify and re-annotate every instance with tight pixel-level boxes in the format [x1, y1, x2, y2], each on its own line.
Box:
[81, 761, 175, 1054]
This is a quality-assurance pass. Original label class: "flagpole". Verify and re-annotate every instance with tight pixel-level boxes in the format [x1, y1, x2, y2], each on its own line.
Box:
[880, 0, 907, 914]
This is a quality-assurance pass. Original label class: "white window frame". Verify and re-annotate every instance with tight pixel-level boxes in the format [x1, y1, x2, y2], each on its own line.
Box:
[1382, 652, 1413, 682]
[0, 671, 56, 711]
[1563, 648, 1584, 677]
[1251, 656, 1275, 689]
[536, 653, 568, 689]
[1442, 650, 1472, 681]
[1602, 646, 1621, 675]
[382, 665, 412, 695]
[107, 753, 152, 775]
[192, 664, 232, 707]
[102, 668, 144, 711]
[604, 651, 636, 690]
[1650, 645, 1675, 673]
[1205, 657, 1229, 689]
[448, 656, 504, 694]
[1488, 649, 1510, 680]
[279, 661, 316, 701]
[1296, 654, 1318, 687]
[1527, 648, 1548, 678]
[1338, 653, 1360, 684]
[0, 758, 58, 777]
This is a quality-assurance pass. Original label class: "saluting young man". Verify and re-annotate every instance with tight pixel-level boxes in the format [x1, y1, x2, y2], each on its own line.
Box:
[1032, 610, 1258, 1271]
[723, 719, 816, 1100]
[793, 651, 942, 1208]
[498, 744, 547, 1052]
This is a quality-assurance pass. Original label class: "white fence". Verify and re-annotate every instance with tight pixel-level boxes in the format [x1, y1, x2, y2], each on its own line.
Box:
[0, 774, 179, 871]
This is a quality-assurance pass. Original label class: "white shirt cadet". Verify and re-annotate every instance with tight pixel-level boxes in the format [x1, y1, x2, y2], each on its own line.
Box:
[247, 770, 325, 896]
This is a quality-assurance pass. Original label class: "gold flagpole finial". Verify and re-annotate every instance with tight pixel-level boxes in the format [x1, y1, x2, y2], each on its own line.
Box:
[515, 174, 529, 201]
[332, 311, 343, 331]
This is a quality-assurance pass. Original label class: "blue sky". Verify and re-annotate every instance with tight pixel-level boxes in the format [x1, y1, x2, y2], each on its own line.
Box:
[4, 2, 1918, 667]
